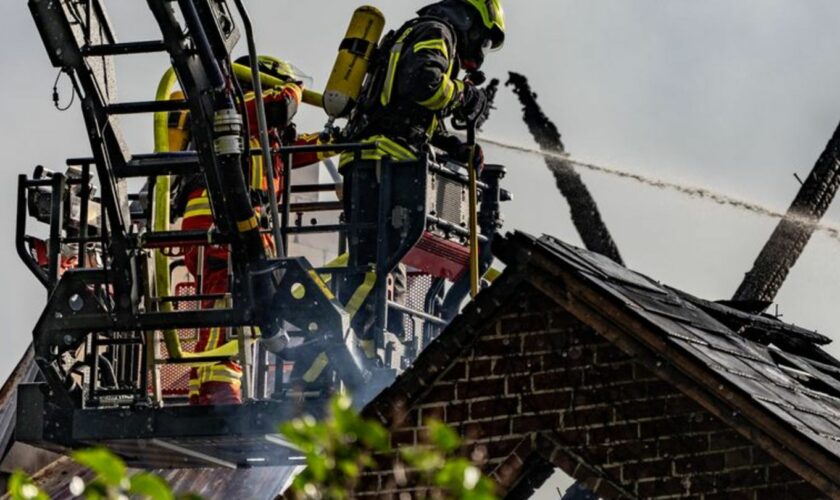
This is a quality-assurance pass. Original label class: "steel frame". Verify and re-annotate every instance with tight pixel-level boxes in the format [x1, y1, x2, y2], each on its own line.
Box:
[17, 0, 508, 469]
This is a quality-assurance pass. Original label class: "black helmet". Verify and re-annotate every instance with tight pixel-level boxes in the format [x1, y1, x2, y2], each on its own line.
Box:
[418, 0, 506, 70]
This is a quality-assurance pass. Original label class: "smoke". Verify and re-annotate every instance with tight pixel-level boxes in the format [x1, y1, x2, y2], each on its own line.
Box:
[474, 134, 840, 243]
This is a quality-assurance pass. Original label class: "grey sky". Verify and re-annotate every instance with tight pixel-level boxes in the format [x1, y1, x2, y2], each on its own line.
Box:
[2, 1, 840, 495]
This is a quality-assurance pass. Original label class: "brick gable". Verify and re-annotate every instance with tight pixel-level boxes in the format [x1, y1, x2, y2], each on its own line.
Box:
[357, 233, 840, 498]
[357, 288, 825, 499]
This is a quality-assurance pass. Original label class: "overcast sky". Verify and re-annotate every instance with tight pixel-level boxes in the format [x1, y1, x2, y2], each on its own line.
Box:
[3, 1, 840, 496]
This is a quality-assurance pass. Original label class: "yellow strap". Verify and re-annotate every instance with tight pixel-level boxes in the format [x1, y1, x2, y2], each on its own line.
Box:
[308, 270, 336, 300]
[325, 252, 350, 269]
[339, 136, 418, 168]
[292, 252, 350, 298]
[249, 137, 264, 191]
[291, 252, 374, 318]
[237, 216, 259, 232]
[484, 267, 502, 283]
[302, 352, 330, 383]
[380, 28, 414, 106]
[345, 270, 378, 317]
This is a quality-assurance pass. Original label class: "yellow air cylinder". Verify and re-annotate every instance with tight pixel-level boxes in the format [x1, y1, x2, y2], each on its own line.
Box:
[323, 6, 385, 119]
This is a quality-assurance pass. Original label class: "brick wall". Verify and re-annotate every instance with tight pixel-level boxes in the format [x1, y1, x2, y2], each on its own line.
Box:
[355, 287, 824, 499]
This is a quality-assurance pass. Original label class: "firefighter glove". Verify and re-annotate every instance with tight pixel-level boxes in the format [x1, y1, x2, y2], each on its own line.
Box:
[454, 83, 490, 125]
[455, 143, 485, 173]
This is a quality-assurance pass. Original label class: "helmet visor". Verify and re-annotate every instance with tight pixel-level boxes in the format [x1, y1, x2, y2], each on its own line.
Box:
[283, 62, 314, 89]
[257, 58, 314, 89]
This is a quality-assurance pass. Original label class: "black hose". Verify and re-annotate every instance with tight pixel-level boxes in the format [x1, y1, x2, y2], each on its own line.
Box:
[230, 0, 285, 257]
[176, 0, 225, 89]
[229, 58, 255, 203]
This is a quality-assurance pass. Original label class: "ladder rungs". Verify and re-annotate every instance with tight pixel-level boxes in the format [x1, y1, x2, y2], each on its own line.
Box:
[143, 229, 227, 248]
[97, 338, 144, 346]
[82, 41, 167, 57]
[106, 100, 189, 115]
[115, 153, 200, 178]
[69, 153, 200, 178]
[280, 201, 344, 213]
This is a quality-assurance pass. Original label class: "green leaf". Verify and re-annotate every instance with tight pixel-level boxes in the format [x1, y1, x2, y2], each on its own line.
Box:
[78, 481, 108, 500]
[335, 393, 353, 411]
[337, 458, 360, 479]
[358, 421, 390, 452]
[400, 447, 444, 472]
[72, 448, 127, 487]
[427, 419, 461, 453]
[7, 470, 48, 500]
[129, 472, 175, 500]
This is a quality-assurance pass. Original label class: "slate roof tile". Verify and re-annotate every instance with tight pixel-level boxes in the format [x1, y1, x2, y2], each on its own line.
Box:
[521, 233, 840, 461]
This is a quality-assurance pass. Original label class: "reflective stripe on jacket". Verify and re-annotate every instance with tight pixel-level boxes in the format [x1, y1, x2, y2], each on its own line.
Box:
[338, 135, 418, 169]
[380, 19, 466, 113]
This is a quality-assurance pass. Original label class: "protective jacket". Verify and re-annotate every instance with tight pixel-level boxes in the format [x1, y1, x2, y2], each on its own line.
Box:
[341, 16, 473, 166]
[174, 82, 325, 404]
[176, 85, 325, 220]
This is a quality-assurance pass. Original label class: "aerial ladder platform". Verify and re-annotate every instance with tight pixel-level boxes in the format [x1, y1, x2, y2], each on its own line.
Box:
[14, 0, 509, 468]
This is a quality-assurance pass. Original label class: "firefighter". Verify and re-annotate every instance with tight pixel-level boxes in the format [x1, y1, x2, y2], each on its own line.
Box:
[332, 0, 506, 372]
[172, 56, 326, 405]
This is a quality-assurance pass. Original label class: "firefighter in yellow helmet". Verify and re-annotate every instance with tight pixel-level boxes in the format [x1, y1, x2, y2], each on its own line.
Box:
[171, 55, 326, 405]
[327, 0, 506, 374]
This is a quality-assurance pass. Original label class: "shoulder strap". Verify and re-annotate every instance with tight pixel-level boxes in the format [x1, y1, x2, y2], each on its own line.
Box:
[358, 18, 425, 108]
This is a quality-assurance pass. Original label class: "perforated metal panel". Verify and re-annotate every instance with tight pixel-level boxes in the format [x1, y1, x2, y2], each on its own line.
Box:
[428, 172, 469, 232]
[157, 283, 200, 397]
[401, 273, 433, 343]
[436, 176, 468, 227]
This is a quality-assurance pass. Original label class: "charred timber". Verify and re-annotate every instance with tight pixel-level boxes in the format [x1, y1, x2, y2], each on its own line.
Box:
[506, 72, 623, 265]
[734, 121, 840, 303]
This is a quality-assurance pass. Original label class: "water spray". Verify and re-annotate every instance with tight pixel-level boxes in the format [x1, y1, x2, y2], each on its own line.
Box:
[473, 134, 840, 243]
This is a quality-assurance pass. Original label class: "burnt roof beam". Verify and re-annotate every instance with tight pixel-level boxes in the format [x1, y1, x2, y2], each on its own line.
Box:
[506, 72, 624, 265]
[734, 121, 840, 303]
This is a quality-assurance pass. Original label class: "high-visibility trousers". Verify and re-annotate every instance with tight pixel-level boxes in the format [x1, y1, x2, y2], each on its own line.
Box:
[182, 188, 242, 404]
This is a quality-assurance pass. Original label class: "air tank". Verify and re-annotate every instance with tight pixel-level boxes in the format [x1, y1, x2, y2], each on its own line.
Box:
[323, 6, 386, 119]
